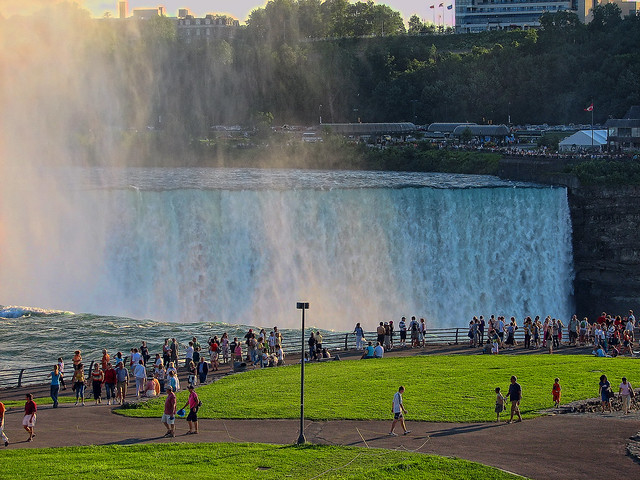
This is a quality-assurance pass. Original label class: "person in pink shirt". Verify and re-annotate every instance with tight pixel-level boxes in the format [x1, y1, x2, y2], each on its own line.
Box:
[180, 385, 200, 434]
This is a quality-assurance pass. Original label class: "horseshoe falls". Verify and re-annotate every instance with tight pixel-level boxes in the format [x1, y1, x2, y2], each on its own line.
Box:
[0, 168, 573, 329]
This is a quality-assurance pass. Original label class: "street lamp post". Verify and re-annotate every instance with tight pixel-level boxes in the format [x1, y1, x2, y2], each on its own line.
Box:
[296, 301, 309, 445]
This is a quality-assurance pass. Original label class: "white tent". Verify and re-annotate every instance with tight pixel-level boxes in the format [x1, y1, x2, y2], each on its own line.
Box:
[558, 129, 607, 152]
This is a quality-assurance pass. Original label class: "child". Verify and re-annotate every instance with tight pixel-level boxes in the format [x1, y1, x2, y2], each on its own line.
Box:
[495, 387, 505, 422]
[552, 378, 561, 408]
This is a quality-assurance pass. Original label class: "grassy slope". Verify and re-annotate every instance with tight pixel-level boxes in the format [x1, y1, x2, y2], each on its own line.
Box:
[119, 355, 635, 422]
[0, 443, 522, 480]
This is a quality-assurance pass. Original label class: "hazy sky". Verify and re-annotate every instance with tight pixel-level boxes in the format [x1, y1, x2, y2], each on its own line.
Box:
[0, 1, 454, 24]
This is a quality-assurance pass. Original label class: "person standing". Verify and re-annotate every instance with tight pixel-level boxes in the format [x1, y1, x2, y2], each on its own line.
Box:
[479, 316, 485, 344]
[398, 317, 407, 348]
[103, 363, 117, 405]
[23, 393, 37, 442]
[170, 338, 178, 365]
[389, 386, 409, 436]
[115, 362, 129, 404]
[48, 364, 63, 408]
[140, 341, 150, 365]
[162, 386, 177, 437]
[181, 385, 200, 435]
[162, 339, 171, 368]
[197, 357, 208, 385]
[599, 374, 613, 412]
[133, 360, 147, 398]
[504, 375, 523, 423]
[72, 363, 86, 406]
[101, 349, 110, 370]
[91, 363, 104, 405]
[552, 378, 562, 408]
[185, 342, 194, 369]
[315, 331, 323, 355]
[0, 399, 7, 446]
[420, 318, 427, 347]
[57, 357, 66, 390]
[308, 332, 316, 360]
[619, 377, 634, 415]
[354, 322, 364, 351]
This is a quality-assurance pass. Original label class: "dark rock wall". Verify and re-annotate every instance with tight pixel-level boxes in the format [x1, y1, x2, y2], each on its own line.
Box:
[569, 186, 640, 319]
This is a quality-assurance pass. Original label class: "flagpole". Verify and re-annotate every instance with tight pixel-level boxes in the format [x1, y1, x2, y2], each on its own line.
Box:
[591, 100, 594, 149]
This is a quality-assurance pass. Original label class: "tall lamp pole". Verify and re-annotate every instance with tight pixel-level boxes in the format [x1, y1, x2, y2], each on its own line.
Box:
[296, 301, 309, 445]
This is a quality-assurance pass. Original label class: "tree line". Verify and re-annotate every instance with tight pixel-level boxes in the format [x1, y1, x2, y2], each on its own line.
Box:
[1, 2, 638, 165]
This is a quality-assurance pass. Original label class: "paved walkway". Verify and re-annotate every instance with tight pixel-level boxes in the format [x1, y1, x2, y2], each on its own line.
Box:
[1, 401, 639, 479]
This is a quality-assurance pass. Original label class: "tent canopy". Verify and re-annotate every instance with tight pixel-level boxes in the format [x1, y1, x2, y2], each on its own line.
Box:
[558, 130, 607, 151]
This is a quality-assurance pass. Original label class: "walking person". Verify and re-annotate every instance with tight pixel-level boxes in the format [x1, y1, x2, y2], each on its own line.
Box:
[619, 377, 634, 415]
[162, 386, 177, 438]
[181, 385, 200, 435]
[103, 363, 117, 405]
[0, 399, 8, 446]
[552, 378, 562, 408]
[115, 361, 129, 404]
[48, 364, 63, 408]
[23, 393, 37, 442]
[504, 375, 523, 423]
[599, 374, 613, 413]
[389, 386, 410, 436]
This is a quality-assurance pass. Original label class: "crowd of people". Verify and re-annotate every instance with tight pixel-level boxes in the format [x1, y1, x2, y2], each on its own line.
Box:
[355, 316, 428, 359]
[465, 310, 636, 356]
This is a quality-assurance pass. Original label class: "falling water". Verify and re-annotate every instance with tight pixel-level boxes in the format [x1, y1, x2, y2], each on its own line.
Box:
[0, 168, 573, 329]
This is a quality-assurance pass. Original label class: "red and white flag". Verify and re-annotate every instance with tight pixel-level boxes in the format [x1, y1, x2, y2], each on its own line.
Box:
[584, 103, 594, 112]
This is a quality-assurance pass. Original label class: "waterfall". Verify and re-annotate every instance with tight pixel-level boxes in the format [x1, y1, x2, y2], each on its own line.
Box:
[89, 183, 573, 329]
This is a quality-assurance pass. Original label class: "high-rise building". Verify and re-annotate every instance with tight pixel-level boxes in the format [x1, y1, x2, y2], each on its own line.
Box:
[455, 0, 573, 33]
[118, 1, 128, 19]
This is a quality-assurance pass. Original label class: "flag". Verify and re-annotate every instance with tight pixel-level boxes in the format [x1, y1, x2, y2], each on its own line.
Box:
[584, 103, 594, 112]
[447, 4, 453, 9]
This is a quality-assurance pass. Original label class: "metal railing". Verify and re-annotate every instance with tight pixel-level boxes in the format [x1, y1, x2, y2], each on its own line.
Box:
[1, 326, 626, 389]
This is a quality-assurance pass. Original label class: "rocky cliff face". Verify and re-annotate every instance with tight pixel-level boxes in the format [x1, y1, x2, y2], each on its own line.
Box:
[569, 186, 640, 319]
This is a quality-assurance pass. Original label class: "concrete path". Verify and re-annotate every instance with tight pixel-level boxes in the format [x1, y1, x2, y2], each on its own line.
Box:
[1, 400, 639, 480]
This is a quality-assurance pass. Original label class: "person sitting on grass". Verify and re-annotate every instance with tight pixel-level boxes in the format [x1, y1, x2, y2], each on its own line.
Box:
[361, 342, 375, 359]
[374, 342, 384, 358]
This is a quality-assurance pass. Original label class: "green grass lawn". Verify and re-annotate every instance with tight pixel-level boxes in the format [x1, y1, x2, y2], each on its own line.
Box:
[119, 355, 637, 422]
[0, 443, 523, 479]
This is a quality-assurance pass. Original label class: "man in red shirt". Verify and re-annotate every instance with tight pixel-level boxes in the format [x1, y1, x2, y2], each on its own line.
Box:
[597, 312, 607, 325]
[162, 386, 177, 438]
[23, 393, 37, 442]
[0, 400, 8, 446]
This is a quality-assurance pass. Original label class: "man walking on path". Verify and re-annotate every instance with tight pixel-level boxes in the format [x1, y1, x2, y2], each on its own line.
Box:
[23, 393, 37, 442]
[505, 376, 523, 423]
[0, 399, 8, 446]
[115, 362, 129, 404]
[162, 386, 177, 437]
[389, 386, 410, 436]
